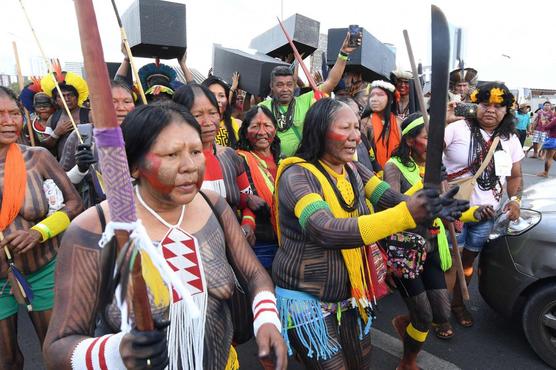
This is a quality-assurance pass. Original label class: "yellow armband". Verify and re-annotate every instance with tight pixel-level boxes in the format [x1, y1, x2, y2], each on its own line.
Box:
[358, 202, 416, 245]
[294, 193, 330, 230]
[404, 180, 423, 196]
[364, 176, 391, 207]
[31, 211, 70, 243]
[459, 206, 479, 223]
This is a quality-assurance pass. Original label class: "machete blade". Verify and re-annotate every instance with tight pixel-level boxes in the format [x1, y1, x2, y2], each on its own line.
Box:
[423, 5, 450, 189]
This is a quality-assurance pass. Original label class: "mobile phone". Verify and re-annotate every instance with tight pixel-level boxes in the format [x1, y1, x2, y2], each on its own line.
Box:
[78, 124, 93, 147]
[454, 103, 478, 119]
[348, 25, 361, 48]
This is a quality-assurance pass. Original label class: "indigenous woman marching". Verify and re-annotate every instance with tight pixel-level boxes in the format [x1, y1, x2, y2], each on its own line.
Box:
[236, 106, 281, 270]
[203, 74, 242, 149]
[367, 80, 401, 169]
[272, 98, 467, 369]
[173, 84, 265, 245]
[444, 82, 522, 328]
[0, 86, 82, 370]
[383, 113, 487, 370]
[43, 103, 286, 370]
[59, 81, 136, 209]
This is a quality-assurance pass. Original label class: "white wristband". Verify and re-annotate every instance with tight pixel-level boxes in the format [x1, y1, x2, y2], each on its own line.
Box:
[252, 290, 281, 336]
[67, 165, 88, 184]
[71, 333, 126, 370]
[50, 131, 60, 140]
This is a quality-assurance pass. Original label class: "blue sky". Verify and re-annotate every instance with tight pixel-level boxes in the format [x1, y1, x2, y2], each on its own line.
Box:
[1, 0, 554, 89]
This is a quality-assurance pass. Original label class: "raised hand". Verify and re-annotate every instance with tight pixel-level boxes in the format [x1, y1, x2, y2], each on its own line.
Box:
[75, 143, 96, 172]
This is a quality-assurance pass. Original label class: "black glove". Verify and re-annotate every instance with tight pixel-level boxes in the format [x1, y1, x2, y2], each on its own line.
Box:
[120, 320, 170, 370]
[437, 185, 470, 222]
[440, 163, 448, 182]
[75, 143, 96, 172]
[421, 187, 443, 222]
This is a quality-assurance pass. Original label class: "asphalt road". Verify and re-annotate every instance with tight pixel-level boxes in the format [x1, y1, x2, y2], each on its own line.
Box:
[19, 156, 554, 369]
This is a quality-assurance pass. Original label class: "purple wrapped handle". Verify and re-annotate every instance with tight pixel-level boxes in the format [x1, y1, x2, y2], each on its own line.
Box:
[94, 127, 136, 223]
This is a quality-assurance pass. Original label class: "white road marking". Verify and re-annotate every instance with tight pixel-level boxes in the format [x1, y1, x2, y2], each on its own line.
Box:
[372, 329, 461, 369]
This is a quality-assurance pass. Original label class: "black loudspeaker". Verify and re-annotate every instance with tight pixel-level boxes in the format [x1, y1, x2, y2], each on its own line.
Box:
[212, 45, 289, 98]
[249, 14, 320, 59]
[105, 62, 132, 85]
[122, 0, 186, 59]
[326, 28, 395, 82]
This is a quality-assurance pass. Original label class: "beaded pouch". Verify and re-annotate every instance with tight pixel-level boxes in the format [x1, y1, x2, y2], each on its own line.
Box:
[384, 232, 427, 279]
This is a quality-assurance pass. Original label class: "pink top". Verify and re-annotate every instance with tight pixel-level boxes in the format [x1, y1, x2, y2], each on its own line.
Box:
[443, 120, 524, 209]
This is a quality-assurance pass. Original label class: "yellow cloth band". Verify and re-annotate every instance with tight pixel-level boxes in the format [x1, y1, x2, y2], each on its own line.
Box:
[404, 180, 423, 196]
[364, 176, 383, 199]
[460, 206, 479, 223]
[225, 345, 239, 370]
[358, 202, 416, 245]
[406, 323, 428, 342]
[294, 193, 324, 219]
[31, 211, 70, 243]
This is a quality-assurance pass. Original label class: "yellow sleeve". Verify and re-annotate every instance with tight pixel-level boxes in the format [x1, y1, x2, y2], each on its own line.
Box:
[460, 206, 479, 223]
[358, 202, 416, 245]
[404, 180, 423, 195]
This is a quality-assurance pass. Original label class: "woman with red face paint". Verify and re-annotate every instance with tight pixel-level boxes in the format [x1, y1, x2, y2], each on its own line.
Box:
[44, 103, 287, 370]
[272, 99, 468, 369]
[366, 80, 401, 171]
[59, 80, 136, 209]
[0, 86, 83, 370]
[173, 84, 268, 344]
[236, 106, 281, 270]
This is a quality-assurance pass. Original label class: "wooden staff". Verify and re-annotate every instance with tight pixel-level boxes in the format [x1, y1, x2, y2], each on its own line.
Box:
[12, 41, 36, 146]
[73, 0, 154, 331]
[110, 0, 148, 105]
[403, 29, 469, 301]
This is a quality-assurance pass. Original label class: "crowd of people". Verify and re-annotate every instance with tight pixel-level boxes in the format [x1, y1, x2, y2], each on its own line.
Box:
[0, 24, 535, 370]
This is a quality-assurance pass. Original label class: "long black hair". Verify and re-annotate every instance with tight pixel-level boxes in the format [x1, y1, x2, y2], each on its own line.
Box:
[295, 98, 345, 163]
[390, 112, 425, 170]
[121, 102, 201, 172]
[237, 106, 281, 164]
[173, 83, 220, 115]
[368, 85, 398, 144]
[202, 76, 237, 148]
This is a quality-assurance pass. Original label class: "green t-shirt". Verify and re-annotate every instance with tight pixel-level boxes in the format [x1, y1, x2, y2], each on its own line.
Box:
[260, 90, 315, 158]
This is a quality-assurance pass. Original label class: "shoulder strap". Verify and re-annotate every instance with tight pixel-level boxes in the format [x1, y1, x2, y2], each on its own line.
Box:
[471, 136, 500, 181]
[95, 204, 106, 230]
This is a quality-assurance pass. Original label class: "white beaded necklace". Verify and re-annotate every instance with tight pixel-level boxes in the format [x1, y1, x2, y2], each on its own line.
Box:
[135, 186, 185, 229]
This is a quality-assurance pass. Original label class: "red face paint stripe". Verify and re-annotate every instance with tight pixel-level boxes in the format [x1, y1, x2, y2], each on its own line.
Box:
[327, 131, 349, 142]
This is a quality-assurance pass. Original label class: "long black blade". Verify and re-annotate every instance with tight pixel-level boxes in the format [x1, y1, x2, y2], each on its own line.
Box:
[424, 5, 450, 189]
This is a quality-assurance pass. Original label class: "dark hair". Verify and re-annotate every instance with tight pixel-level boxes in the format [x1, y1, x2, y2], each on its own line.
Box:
[237, 106, 281, 163]
[295, 98, 345, 163]
[121, 102, 201, 172]
[544, 101, 552, 106]
[173, 83, 220, 115]
[368, 85, 398, 144]
[469, 82, 516, 140]
[111, 80, 134, 101]
[390, 112, 425, 170]
[0, 86, 24, 115]
[270, 66, 293, 84]
[202, 76, 237, 147]
[52, 84, 78, 99]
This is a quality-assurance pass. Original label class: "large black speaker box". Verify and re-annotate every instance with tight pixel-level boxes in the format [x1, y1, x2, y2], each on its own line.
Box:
[212, 45, 289, 98]
[122, 0, 186, 59]
[326, 28, 395, 82]
[249, 14, 320, 59]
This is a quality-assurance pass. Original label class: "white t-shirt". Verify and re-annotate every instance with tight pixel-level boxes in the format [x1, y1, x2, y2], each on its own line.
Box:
[443, 120, 524, 209]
